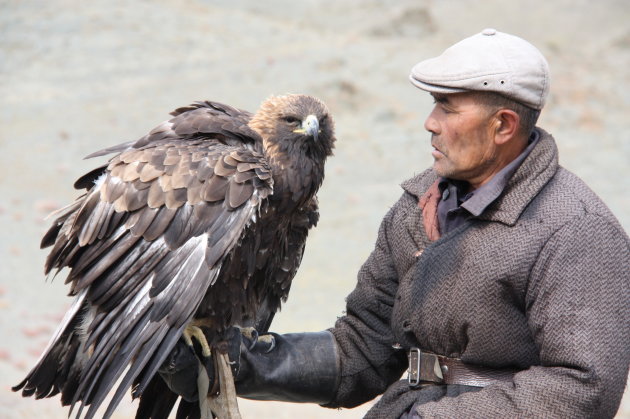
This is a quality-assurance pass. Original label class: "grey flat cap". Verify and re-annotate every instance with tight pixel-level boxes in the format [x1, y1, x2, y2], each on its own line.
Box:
[410, 28, 550, 110]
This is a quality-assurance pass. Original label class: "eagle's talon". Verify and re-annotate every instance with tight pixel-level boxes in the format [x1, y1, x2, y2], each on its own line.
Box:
[257, 333, 276, 353]
[237, 326, 258, 341]
[183, 324, 212, 358]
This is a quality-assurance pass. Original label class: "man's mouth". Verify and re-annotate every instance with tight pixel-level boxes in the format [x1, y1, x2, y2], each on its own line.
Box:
[431, 143, 445, 158]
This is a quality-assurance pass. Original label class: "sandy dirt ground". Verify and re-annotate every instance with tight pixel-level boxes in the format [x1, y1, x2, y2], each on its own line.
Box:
[1, 0, 628, 417]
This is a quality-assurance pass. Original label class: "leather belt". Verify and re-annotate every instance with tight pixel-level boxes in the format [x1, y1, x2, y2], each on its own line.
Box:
[407, 347, 520, 388]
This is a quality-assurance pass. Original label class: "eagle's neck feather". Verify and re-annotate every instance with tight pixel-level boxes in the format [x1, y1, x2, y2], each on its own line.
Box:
[263, 139, 326, 208]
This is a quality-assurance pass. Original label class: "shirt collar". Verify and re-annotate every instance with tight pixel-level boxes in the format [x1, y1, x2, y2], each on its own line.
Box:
[440, 129, 541, 217]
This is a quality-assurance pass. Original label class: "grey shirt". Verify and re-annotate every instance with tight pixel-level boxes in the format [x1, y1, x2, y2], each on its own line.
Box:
[437, 130, 540, 234]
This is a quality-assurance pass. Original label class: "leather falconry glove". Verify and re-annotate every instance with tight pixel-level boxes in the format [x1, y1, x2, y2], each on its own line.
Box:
[158, 327, 340, 405]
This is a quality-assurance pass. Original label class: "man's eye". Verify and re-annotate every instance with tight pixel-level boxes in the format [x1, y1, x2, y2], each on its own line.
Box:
[437, 104, 453, 114]
[432, 97, 453, 113]
[283, 116, 300, 124]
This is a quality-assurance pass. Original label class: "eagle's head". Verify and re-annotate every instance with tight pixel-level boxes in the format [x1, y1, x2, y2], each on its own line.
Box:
[249, 94, 335, 160]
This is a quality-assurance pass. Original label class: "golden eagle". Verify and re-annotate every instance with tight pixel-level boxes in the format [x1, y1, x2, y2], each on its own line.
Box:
[13, 94, 335, 418]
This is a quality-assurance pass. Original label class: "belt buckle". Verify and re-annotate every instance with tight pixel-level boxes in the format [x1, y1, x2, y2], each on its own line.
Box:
[407, 347, 421, 387]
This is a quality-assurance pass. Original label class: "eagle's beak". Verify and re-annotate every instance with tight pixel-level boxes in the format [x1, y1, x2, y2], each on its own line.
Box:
[293, 114, 320, 141]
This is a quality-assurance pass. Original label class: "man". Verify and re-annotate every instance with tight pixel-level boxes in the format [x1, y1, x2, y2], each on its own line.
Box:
[163, 29, 630, 417]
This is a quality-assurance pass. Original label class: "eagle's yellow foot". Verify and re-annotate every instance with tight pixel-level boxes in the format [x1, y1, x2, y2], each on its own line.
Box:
[238, 326, 257, 341]
[183, 323, 211, 357]
[257, 333, 275, 346]
[236, 326, 274, 349]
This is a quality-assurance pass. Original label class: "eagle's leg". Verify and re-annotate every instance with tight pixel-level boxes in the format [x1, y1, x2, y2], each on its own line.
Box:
[183, 320, 241, 419]
[183, 322, 212, 357]
[199, 346, 242, 419]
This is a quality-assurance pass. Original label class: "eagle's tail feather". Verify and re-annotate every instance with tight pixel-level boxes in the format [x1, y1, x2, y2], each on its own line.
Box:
[13, 290, 88, 403]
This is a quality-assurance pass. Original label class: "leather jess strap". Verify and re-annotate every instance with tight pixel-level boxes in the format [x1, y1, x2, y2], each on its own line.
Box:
[407, 347, 520, 388]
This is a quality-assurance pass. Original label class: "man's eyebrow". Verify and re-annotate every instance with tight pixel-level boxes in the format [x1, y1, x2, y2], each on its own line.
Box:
[431, 94, 449, 104]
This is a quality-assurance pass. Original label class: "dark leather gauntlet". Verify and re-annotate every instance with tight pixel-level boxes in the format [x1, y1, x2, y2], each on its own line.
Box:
[157, 329, 340, 405]
[236, 331, 340, 404]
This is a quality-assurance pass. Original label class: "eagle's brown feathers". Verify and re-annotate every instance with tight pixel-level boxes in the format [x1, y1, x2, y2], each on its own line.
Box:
[14, 94, 335, 419]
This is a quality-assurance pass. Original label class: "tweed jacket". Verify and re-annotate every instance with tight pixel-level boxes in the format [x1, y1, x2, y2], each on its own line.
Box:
[325, 128, 630, 418]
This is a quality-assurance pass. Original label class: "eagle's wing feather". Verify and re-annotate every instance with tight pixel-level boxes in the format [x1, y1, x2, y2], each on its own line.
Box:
[277, 197, 320, 294]
[250, 197, 320, 334]
[16, 104, 274, 418]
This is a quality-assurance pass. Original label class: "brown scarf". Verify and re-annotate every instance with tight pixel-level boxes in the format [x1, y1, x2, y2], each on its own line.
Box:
[418, 179, 441, 242]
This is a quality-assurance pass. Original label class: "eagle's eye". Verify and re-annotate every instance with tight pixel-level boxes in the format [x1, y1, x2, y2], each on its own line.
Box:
[282, 116, 300, 124]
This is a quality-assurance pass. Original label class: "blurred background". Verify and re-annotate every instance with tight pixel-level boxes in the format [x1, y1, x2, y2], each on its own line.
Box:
[1, 0, 628, 417]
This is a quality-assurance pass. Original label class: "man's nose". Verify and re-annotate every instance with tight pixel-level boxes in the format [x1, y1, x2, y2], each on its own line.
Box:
[424, 108, 440, 134]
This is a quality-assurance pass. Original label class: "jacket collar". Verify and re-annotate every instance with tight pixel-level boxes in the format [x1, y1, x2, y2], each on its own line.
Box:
[401, 127, 559, 227]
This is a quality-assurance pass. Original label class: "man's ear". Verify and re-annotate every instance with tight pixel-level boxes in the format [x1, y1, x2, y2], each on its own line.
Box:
[493, 109, 520, 145]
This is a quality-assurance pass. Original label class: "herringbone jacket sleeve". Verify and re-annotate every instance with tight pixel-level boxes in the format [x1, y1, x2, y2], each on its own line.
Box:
[324, 201, 409, 409]
[412, 213, 630, 418]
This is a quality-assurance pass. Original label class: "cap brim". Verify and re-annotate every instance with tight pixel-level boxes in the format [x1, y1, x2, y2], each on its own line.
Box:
[409, 75, 469, 94]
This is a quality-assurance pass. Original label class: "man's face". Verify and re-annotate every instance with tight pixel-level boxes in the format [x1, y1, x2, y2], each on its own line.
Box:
[424, 92, 499, 186]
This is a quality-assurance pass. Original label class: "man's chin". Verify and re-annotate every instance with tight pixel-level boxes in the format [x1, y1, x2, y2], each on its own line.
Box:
[432, 162, 450, 178]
